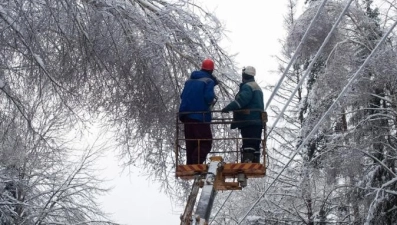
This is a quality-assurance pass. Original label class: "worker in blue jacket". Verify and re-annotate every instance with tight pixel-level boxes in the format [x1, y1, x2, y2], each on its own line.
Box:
[179, 59, 218, 164]
[222, 66, 264, 163]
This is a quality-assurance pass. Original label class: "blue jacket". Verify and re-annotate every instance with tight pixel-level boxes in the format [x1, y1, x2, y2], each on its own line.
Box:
[223, 77, 264, 129]
[179, 70, 218, 122]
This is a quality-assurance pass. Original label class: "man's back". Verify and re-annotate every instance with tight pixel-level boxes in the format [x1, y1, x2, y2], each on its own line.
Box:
[179, 70, 216, 122]
[178, 59, 217, 164]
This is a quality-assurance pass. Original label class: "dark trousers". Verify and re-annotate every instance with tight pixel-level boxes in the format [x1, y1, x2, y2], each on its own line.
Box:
[183, 118, 212, 164]
[240, 126, 263, 161]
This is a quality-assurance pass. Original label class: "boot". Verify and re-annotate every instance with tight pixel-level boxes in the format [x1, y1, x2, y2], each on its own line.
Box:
[253, 150, 260, 163]
[241, 147, 255, 163]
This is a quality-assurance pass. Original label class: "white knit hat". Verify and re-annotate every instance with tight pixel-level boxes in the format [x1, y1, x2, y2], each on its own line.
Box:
[243, 66, 256, 76]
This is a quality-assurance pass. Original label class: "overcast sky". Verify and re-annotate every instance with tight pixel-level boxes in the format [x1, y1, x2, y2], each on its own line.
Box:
[210, 0, 288, 86]
[99, 1, 289, 224]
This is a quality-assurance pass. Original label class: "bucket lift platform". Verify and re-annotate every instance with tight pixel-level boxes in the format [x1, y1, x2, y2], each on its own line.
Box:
[176, 160, 266, 191]
[179, 156, 266, 225]
[176, 111, 268, 224]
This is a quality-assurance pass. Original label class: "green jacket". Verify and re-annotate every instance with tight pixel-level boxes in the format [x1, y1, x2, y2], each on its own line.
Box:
[223, 78, 264, 129]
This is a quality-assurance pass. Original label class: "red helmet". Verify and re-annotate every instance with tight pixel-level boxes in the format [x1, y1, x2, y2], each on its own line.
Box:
[201, 59, 214, 70]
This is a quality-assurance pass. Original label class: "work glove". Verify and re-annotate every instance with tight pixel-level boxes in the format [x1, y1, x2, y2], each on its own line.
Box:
[210, 97, 217, 110]
[211, 75, 219, 86]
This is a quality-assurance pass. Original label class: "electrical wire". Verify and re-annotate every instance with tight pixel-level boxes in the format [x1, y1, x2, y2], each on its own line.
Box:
[209, 0, 330, 222]
[264, 0, 329, 112]
[237, 11, 397, 225]
[267, 0, 353, 137]
[207, 0, 396, 223]
[208, 191, 234, 224]
[238, 1, 354, 222]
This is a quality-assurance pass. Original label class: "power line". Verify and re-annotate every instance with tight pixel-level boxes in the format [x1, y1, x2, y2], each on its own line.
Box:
[238, 7, 397, 224]
[267, 0, 353, 137]
[209, 191, 233, 225]
[238, 0, 354, 222]
[208, 0, 330, 222]
[264, 0, 329, 112]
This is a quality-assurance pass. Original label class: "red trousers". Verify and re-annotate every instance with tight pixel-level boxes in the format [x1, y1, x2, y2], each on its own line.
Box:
[183, 118, 212, 164]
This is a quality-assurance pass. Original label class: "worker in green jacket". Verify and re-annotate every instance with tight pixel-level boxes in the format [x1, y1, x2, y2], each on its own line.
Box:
[221, 66, 264, 163]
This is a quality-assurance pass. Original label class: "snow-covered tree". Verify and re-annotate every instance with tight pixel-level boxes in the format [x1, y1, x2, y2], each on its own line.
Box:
[274, 0, 397, 224]
[0, 0, 238, 222]
[211, 1, 397, 224]
[0, 99, 112, 224]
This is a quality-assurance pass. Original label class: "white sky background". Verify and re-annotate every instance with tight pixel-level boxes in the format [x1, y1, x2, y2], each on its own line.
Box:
[98, 1, 290, 224]
[207, 1, 288, 86]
